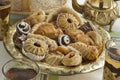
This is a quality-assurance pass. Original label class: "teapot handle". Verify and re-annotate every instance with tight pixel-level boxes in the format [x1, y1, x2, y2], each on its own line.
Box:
[72, 0, 84, 14]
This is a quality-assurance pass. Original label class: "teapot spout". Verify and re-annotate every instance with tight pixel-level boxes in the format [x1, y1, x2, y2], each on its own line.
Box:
[72, 0, 84, 14]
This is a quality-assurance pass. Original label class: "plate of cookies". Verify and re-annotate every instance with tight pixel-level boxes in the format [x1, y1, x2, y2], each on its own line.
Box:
[4, 7, 110, 75]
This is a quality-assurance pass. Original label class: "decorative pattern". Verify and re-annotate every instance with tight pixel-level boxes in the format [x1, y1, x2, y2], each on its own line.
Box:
[103, 66, 120, 80]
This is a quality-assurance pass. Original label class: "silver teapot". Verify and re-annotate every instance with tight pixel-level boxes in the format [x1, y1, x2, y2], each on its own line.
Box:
[72, 0, 120, 32]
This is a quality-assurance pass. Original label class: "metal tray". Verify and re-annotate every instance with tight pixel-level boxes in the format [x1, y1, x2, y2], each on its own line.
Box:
[3, 22, 110, 76]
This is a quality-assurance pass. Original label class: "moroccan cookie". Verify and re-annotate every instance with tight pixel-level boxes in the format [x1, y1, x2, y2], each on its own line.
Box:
[22, 38, 48, 61]
[27, 33, 58, 51]
[62, 51, 82, 67]
[45, 51, 64, 66]
[31, 22, 63, 39]
[57, 13, 79, 29]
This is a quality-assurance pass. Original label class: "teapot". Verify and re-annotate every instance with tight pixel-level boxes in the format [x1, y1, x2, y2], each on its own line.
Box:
[72, 0, 120, 32]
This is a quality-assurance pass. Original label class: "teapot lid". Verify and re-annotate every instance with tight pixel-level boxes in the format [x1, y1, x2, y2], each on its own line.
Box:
[87, 0, 115, 9]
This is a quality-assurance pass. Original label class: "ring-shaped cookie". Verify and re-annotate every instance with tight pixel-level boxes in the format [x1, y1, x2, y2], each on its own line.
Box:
[22, 38, 48, 61]
[57, 13, 79, 29]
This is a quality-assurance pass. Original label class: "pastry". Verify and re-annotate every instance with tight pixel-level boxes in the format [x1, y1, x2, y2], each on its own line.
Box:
[47, 7, 84, 25]
[69, 42, 99, 61]
[65, 29, 91, 45]
[31, 22, 63, 39]
[62, 51, 82, 67]
[24, 9, 45, 27]
[86, 31, 103, 53]
[45, 51, 64, 66]
[57, 46, 70, 55]
[27, 33, 58, 51]
[73, 34, 92, 45]
[22, 38, 48, 61]
[84, 46, 99, 61]
[57, 13, 79, 29]
[65, 29, 85, 36]
[58, 34, 71, 46]
[86, 31, 102, 46]
[64, 29, 83, 41]
[69, 42, 88, 54]
[16, 21, 31, 34]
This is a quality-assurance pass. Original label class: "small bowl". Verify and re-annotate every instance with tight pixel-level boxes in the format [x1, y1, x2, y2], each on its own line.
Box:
[105, 37, 120, 61]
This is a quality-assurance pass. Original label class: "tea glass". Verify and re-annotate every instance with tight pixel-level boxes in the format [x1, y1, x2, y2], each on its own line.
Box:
[2, 58, 40, 80]
[0, 0, 11, 40]
[104, 37, 120, 80]
[105, 37, 120, 61]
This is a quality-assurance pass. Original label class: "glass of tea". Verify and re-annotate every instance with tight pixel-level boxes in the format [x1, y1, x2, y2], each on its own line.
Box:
[2, 58, 40, 80]
[0, 0, 11, 40]
[105, 37, 120, 61]
[104, 38, 120, 79]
